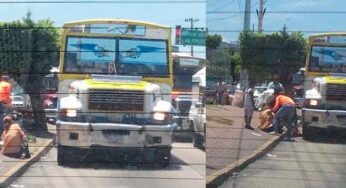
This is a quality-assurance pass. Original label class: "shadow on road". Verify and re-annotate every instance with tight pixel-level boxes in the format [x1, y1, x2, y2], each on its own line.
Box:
[304, 128, 346, 144]
[60, 153, 187, 171]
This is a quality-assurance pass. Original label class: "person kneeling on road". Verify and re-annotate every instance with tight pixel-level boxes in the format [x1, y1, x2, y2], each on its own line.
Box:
[0, 115, 30, 158]
[270, 88, 296, 141]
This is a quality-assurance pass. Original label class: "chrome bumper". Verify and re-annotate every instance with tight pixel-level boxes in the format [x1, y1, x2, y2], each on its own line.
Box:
[44, 108, 58, 119]
[302, 108, 346, 129]
[56, 120, 177, 148]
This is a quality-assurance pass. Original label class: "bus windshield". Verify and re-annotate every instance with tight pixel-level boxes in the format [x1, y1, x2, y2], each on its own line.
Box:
[64, 36, 169, 77]
[173, 56, 205, 91]
[309, 45, 346, 73]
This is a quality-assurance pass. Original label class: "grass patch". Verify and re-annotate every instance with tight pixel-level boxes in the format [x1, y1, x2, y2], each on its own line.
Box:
[207, 116, 233, 125]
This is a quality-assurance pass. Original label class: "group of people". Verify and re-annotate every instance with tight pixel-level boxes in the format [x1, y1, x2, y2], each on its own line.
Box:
[243, 73, 297, 141]
[0, 75, 30, 158]
[214, 78, 228, 105]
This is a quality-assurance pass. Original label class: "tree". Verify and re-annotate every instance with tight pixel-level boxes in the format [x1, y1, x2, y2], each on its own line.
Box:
[239, 28, 306, 90]
[206, 34, 222, 50]
[0, 12, 60, 130]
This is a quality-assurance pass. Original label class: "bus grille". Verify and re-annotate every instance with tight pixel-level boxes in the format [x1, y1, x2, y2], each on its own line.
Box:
[88, 89, 144, 111]
[326, 84, 346, 101]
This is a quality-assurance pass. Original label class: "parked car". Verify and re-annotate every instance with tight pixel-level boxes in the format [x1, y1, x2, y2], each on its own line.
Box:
[189, 67, 205, 149]
[253, 86, 267, 101]
[255, 89, 274, 111]
[11, 95, 25, 108]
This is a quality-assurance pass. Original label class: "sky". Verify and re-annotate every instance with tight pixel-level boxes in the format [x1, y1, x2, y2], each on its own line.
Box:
[207, 0, 346, 42]
[0, 0, 205, 58]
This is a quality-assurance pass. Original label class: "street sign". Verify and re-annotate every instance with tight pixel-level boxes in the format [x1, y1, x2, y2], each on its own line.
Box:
[180, 29, 206, 46]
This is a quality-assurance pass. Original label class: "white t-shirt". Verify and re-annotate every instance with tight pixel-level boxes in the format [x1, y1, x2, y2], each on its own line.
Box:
[244, 88, 254, 109]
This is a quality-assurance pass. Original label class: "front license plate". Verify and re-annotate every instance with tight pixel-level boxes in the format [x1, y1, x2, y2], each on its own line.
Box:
[102, 130, 129, 144]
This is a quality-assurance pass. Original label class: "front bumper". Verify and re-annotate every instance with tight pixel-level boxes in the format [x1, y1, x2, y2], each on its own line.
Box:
[45, 108, 58, 119]
[56, 120, 177, 148]
[302, 108, 346, 129]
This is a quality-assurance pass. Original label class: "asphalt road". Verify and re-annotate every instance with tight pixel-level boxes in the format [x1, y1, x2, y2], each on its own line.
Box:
[220, 131, 346, 188]
[9, 142, 205, 188]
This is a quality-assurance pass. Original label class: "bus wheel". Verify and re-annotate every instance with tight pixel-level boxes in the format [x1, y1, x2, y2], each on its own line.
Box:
[57, 146, 69, 166]
[157, 147, 171, 168]
[193, 132, 204, 149]
[302, 123, 315, 141]
[57, 146, 85, 166]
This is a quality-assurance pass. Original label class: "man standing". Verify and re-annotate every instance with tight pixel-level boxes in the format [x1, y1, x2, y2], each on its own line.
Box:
[0, 75, 12, 108]
[267, 72, 285, 93]
[0, 75, 12, 134]
[244, 83, 255, 130]
[270, 88, 296, 141]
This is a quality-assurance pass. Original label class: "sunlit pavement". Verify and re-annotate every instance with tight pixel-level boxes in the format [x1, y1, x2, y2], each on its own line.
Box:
[9, 142, 205, 188]
[220, 132, 346, 188]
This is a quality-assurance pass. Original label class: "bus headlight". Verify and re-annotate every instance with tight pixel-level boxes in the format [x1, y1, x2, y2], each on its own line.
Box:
[304, 99, 320, 108]
[151, 112, 172, 124]
[59, 109, 80, 118]
[153, 112, 166, 121]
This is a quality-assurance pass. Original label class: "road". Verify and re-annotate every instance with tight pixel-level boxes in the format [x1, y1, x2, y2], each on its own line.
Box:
[10, 142, 205, 188]
[220, 131, 346, 188]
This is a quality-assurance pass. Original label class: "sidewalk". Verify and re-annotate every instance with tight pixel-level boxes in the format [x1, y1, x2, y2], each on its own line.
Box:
[0, 120, 56, 187]
[206, 105, 282, 187]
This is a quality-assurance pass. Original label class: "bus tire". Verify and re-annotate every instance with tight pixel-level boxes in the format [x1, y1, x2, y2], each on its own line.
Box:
[57, 146, 69, 166]
[302, 123, 315, 141]
[142, 147, 171, 168]
[193, 132, 204, 149]
[157, 147, 171, 168]
[57, 146, 85, 166]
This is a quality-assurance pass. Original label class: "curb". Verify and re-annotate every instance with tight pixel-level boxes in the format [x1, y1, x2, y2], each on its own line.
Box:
[206, 134, 283, 188]
[0, 137, 56, 187]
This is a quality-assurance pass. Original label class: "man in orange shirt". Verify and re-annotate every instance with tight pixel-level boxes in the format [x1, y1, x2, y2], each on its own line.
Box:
[0, 75, 12, 108]
[270, 87, 296, 141]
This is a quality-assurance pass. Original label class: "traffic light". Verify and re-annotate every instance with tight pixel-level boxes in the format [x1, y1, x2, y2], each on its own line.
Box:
[175, 25, 181, 45]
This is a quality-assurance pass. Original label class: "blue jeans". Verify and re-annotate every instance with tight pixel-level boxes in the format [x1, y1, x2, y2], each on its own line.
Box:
[273, 105, 296, 139]
[0, 102, 7, 135]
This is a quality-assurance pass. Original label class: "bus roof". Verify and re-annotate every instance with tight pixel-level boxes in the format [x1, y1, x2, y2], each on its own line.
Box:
[63, 19, 169, 30]
[310, 32, 346, 37]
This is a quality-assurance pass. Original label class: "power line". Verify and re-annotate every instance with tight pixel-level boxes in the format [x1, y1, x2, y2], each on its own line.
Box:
[0, 0, 206, 4]
[207, 10, 346, 14]
[209, 0, 237, 12]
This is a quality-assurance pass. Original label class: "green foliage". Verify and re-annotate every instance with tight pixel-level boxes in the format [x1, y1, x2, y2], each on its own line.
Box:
[239, 29, 306, 84]
[206, 34, 222, 49]
[0, 12, 60, 130]
[0, 13, 60, 79]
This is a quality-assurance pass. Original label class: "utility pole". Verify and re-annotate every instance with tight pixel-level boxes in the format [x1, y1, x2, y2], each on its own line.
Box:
[257, 0, 266, 33]
[185, 18, 199, 56]
[244, 0, 251, 31]
[240, 0, 251, 90]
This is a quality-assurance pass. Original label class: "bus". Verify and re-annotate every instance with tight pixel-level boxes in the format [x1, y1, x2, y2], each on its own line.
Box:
[302, 33, 346, 140]
[57, 19, 176, 166]
[171, 53, 205, 131]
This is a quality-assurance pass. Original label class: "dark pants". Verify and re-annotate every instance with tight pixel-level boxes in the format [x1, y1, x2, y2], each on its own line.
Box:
[0, 102, 8, 135]
[273, 105, 296, 139]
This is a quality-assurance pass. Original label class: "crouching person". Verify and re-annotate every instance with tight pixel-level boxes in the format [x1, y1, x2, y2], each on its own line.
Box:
[270, 88, 296, 141]
[0, 115, 30, 158]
